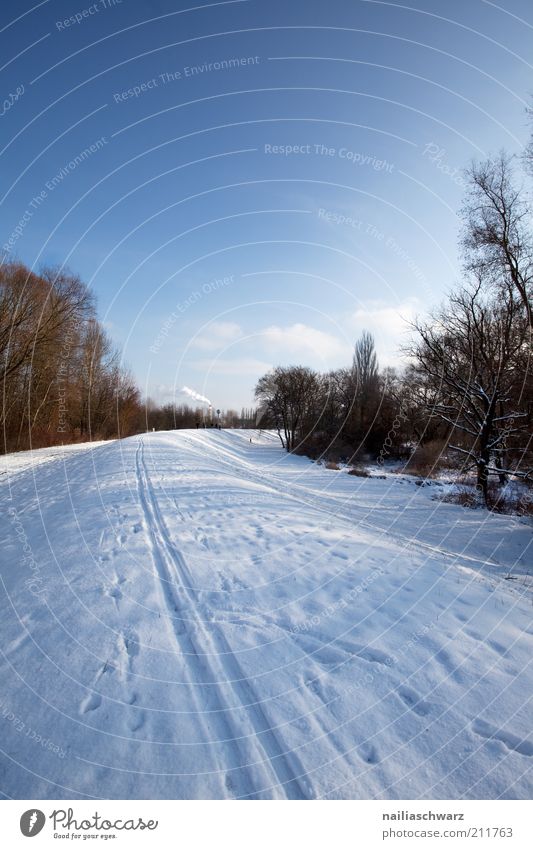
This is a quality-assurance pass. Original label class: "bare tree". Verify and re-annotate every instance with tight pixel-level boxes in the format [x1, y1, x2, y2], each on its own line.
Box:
[331, 331, 381, 451]
[255, 366, 321, 451]
[410, 278, 530, 504]
[462, 153, 533, 327]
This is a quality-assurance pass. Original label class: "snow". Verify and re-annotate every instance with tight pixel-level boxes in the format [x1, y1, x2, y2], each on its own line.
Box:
[0, 429, 532, 799]
[1, 440, 113, 481]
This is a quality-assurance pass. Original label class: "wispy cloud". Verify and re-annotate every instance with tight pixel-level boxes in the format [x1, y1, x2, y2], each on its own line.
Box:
[191, 321, 242, 351]
[348, 298, 421, 364]
[260, 322, 350, 362]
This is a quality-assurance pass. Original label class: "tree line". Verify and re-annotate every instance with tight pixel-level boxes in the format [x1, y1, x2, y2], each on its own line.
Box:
[0, 261, 260, 454]
[143, 403, 257, 431]
[0, 262, 142, 453]
[256, 149, 533, 507]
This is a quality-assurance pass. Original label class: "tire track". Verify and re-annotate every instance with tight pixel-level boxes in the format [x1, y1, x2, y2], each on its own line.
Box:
[135, 439, 308, 800]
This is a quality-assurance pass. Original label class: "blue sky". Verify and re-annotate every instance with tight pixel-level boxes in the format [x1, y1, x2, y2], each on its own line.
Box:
[2, 0, 532, 410]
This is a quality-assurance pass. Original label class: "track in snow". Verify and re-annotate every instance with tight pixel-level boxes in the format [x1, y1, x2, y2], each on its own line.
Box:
[177, 430, 531, 579]
[135, 439, 308, 800]
[2, 429, 532, 801]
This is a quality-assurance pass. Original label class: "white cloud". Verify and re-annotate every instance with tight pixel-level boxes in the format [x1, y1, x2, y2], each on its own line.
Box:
[260, 322, 350, 362]
[191, 321, 242, 351]
[348, 298, 421, 365]
[350, 298, 419, 333]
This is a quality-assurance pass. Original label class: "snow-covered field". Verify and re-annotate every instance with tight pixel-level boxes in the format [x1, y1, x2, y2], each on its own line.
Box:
[0, 430, 531, 799]
[1, 439, 113, 481]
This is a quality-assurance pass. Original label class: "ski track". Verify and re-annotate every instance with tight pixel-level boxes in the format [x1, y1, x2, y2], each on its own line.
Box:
[135, 439, 308, 800]
[2, 429, 532, 800]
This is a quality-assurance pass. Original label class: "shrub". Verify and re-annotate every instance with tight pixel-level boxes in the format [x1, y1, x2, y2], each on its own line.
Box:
[440, 482, 533, 516]
[441, 487, 480, 509]
[405, 440, 447, 477]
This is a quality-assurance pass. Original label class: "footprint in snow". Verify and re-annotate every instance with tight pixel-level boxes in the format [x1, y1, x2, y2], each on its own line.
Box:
[434, 653, 468, 687]
[487, 639, 508, 657]
[231, 575, 249, 591]
[356, 645, 391, 667]
[397, 685, 430, 717]
[224, 774, 237, 798]
[358, 743, 380, 764]
[105, 584, 122, 608]
[291, 715, 311, 733]
[217, 573, 232, 593]
[464, 628, 482, 641]
[305, 643, 347, 670]
[128, 711, 146, 732]
[79, 693, 102, 714]
[304, 673, 337, 706]
[122, 631, 140, 659]
[472, 719, 533, 757]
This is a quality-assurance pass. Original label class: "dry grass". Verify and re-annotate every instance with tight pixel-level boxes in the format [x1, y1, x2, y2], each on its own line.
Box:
[348, 467, 370, 477]
[441, 482, 533, 516]
[486, 484, 533, 517]
[441, 488, 480, 509]
[404, 440, 447, 478]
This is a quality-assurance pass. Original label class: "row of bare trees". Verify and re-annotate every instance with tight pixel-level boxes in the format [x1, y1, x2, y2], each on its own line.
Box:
[0, 259, 261, 453]
[1, 262, 141, 453]
[255, 335, 414, 456]
[255, 153, 532, 506]
[143, 403, 256, 431]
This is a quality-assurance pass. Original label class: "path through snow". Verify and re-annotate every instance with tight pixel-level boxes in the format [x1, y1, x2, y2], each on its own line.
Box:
[0, 430, 531, 799]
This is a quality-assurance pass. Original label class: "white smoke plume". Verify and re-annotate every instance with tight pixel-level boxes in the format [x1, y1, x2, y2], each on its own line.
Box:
[180, 386, 212, 406]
